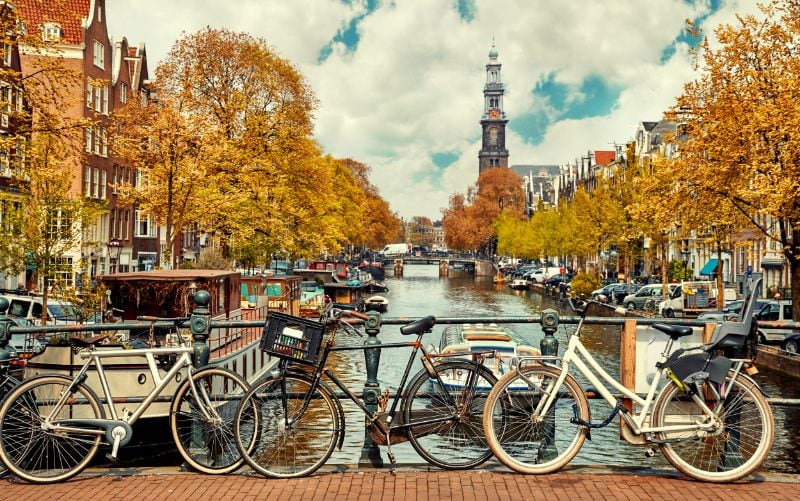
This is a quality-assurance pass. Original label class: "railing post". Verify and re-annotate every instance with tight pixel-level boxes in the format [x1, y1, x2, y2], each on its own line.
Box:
[189, 290, 211, 369]
[186, 289, 211, 469]
[539, 309, 560, 460]
[360, 311, 383, 467]
[0, 298, 14, 365]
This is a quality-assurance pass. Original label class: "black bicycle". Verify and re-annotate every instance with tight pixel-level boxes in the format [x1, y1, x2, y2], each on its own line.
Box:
[233, 309, 500, 478]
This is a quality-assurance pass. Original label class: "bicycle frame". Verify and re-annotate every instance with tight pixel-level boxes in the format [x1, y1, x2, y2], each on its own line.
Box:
[43, 344, 211, 436]
[526, 316, 746, 438]
[278, 333, 485, 437]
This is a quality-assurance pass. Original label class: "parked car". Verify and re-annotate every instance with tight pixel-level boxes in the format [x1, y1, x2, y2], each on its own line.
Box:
[622, 283, 676, 310]
[696, 311, 738, 323]
[755, 299, 795, 344]
[591, 283, 640, 304]
[723, 299, 771, 316]
[0, 294, 80, 325]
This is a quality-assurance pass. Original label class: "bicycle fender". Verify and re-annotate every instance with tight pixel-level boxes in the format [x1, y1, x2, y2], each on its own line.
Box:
[734, 370, 770, 398]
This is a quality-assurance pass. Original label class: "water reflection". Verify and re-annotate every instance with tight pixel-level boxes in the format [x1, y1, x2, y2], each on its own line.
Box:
[327, 265, 797, 473]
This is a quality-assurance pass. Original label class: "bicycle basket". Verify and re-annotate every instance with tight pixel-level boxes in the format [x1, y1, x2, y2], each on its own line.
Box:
[260, 312, 325, 367]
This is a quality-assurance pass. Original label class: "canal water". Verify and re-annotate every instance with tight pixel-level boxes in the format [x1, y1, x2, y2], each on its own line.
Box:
[326, 264, 799, 473]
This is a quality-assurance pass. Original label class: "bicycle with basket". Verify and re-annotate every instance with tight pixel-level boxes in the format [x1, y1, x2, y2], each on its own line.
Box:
[482, 278, 774, 483]
[233, 308, 501, 478]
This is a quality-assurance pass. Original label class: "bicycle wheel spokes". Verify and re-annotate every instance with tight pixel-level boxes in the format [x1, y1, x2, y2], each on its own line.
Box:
[404, 361, 497, 469]
[653, 375, 774, 482]
[483, 365, 588, 474]
[0, 376, 103, 484]
[171, 368, 251, 474]
[235, 373, 338, 478]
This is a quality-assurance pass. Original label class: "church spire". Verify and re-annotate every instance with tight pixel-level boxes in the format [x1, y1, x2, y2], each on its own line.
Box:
[478, 42, 509, 174]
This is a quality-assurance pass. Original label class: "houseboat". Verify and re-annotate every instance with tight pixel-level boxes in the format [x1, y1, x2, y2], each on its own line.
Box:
[23, 270, 274, 418]
[299, 280, 326, 319]
[358, 260, 386, 281]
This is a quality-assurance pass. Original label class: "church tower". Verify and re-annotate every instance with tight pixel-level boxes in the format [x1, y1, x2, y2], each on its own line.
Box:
[478, 43, 509, 174]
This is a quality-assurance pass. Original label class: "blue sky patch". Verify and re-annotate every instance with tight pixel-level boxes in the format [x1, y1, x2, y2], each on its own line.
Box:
[432, 151, 459, 168]
[661, 0, 722, 62]
[318, 0, 381, 63]
[510, 110, 550, 146]
[455, 0, 476, 21]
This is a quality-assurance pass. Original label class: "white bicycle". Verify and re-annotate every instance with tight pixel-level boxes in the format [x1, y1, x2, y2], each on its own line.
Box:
[483, 279, 774, 483]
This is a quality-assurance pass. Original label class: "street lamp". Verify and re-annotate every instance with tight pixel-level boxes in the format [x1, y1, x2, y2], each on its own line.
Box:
[107, 238, 122, 274]
[681, 247, 691, 280]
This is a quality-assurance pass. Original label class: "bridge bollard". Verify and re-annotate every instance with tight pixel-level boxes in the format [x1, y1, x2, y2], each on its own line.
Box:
[360, 311, 384, 467]
[189, 290, 211, 368]
[0, 298, 14, 365]
[539, 309, 560, 461]
[186, 290, 212, 468]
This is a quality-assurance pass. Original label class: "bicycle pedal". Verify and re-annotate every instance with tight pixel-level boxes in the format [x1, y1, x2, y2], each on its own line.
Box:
[387, 450, 396, 465]
[105, 453, 119, 463]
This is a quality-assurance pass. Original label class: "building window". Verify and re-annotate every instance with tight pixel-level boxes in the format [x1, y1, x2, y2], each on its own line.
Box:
[47, 257, 74, 288]
[93, 128, 100, 155]
[84, 128, 92, 153]
[84, 167, 91, 196]
[120, 83, 127, 104]
[3, 43, 11, 66]
[100, 170, 107, 199]
[93, 40, 104, 69]
[86, 82, 92, 108]
[489, 127, 498, 146]
[112, 164, 118, 194]
[99, 128, 107, 157]
[42, 22, 62, 42]
[122, 209, 129, 240]
[102, 85, 108, 114]
[135, 210, 156, 238]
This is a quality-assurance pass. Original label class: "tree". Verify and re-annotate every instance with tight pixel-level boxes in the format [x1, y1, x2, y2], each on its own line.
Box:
[341, 158, 401, 250]
[443, 168, 525, 256]
[670, 1, 800, 318]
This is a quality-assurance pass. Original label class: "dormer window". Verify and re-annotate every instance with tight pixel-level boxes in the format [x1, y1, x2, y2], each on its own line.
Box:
[42, 22, 62, 42]
[93, 40, 105, 69]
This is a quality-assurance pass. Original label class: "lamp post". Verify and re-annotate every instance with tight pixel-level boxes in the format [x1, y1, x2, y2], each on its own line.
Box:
[107, 238, 122, 274]
[681, 248, 691, 281]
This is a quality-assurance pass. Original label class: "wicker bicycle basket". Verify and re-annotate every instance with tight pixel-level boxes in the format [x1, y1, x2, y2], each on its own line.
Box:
[259, 312, 325, 367]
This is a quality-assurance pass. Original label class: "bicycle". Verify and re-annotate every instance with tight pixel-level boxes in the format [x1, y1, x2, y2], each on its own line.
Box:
[482, 278, 774, 483]
[233, 309, 499, 478]
[0, 317, 254, 484]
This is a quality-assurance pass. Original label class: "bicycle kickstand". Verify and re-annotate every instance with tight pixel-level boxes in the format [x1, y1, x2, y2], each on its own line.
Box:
[385, 430, 397, 472]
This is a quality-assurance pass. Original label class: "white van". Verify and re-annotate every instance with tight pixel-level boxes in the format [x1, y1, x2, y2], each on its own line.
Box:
[1, 294, 80, 325]
[658, 281, 737, 318]
[381, 243, 410, 257]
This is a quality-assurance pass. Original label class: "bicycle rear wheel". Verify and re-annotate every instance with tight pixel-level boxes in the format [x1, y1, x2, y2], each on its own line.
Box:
[234, 371, 339, 478]
[403, 360, 497, 469]
[0, 375, 104, 484]
[483, 364, 589, 474]
[170, 367, 252, 474]
[652, 372, 774, 482]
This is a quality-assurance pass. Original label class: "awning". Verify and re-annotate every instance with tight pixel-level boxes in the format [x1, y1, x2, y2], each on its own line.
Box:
[699, 258, 718, 276]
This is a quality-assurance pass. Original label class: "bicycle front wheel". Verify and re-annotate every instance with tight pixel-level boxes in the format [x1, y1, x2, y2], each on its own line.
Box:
[403, 360, 497, 469]
[483, 364, 589, 474]
[652, 372, 774, 482]
[234, 371, 339, 478]
[0, 375, 104, 484]
[170, 367, 252, 474]
[0, 375, 21, 478]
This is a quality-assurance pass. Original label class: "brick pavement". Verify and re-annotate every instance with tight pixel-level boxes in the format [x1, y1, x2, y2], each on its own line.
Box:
[0, 468, 798, 501]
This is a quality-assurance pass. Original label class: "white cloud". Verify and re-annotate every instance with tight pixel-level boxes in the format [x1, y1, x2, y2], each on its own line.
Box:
[106, 0, 756, 220]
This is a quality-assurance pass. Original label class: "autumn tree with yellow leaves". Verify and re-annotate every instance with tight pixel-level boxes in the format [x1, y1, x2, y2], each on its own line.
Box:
[670, 0, 800, 318]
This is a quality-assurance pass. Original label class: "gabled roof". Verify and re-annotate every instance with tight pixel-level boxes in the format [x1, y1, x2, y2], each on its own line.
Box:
[17, 0, 91, 45]
[594, 151, 616, 166]
[641, 121, 658, 131]
[510, 165, 561, 177]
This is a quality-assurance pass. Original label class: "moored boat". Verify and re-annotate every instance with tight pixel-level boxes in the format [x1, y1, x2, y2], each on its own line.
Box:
[359, 260, 386, 281]
[364, 295, 389, 313]
[436, 323, 539, 389]
[509, 278, 530, 291]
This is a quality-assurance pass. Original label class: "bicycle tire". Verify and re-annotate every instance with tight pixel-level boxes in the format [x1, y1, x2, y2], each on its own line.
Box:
[234, 371, 339, 478]
[0, 375, 21, 478]
[482, 364, 589, 474]
[403, 360, 498, 469]
[0, 375, 104, 484]
[170, 367, 253, 474]
[652, 372, 774, 482]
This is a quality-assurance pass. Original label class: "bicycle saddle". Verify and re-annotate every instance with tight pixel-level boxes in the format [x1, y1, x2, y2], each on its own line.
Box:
[400, 316, 436, 335]
[651, 323, 694, 340]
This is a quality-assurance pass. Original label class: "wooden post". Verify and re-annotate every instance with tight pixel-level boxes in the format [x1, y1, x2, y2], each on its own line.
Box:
[620, 319, 637, 412]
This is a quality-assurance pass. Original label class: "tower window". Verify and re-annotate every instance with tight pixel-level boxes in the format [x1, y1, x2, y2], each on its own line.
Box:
[489, 127, 498, 146]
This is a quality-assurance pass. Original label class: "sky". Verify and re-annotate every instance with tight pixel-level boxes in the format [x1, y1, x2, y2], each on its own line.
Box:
[105, 0, 762, 221]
